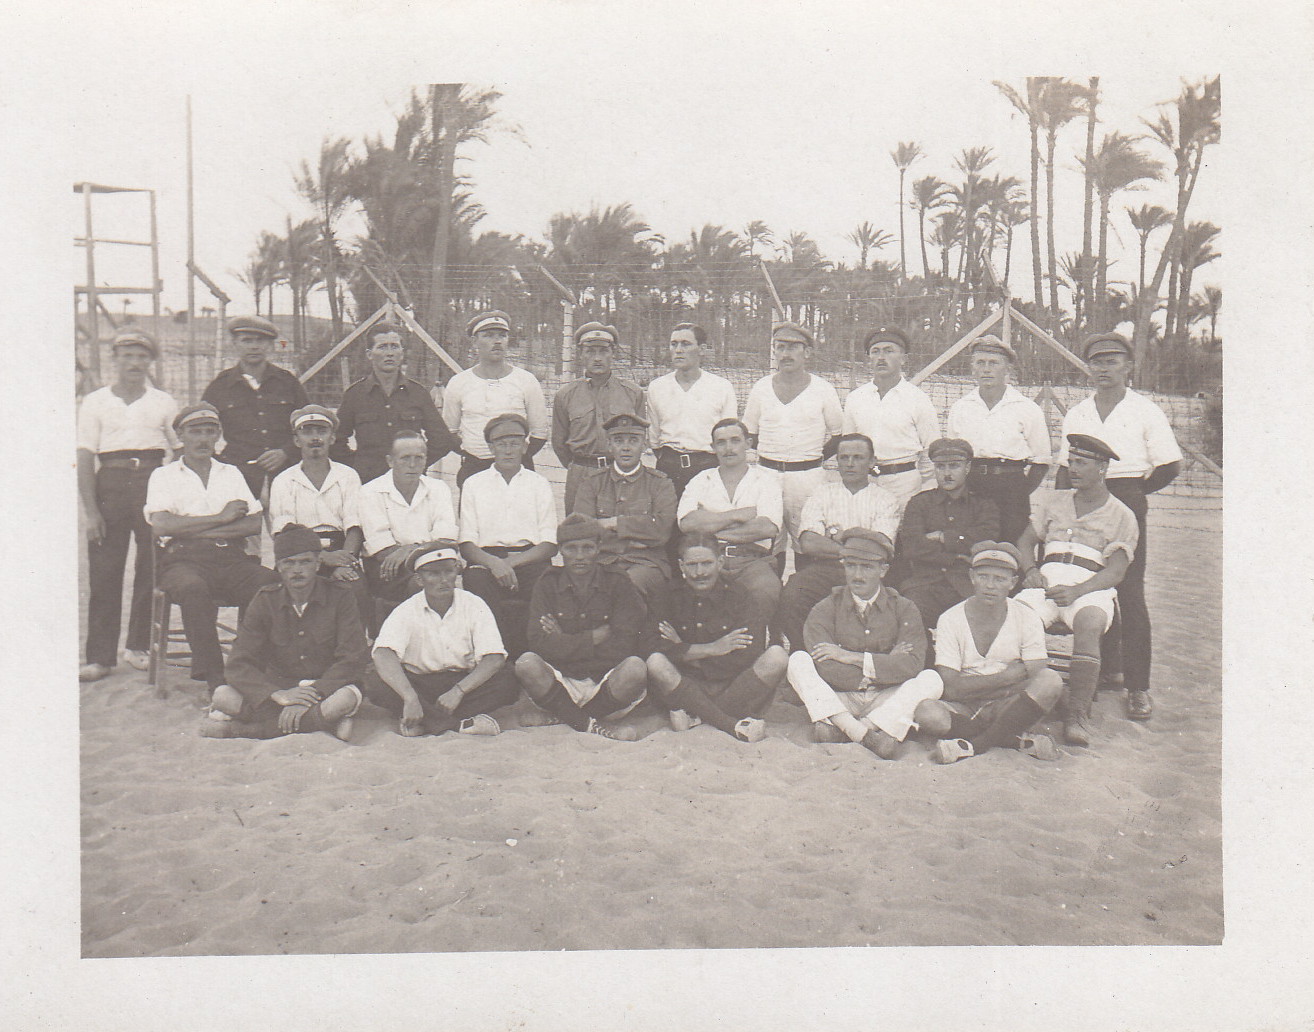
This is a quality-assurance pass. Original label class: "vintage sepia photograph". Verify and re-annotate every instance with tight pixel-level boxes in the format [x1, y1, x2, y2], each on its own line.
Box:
[73, 72, 1223, 958]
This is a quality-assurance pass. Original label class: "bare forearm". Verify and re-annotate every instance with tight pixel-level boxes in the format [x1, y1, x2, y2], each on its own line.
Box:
[799, 531, 842, 558]
[937, 667, 1022, 701]
[717, 517, 777, 542]
[151, 511, 243, 537]
[508, 542, 556, 567]
[372, 650, 418, 703]
[455, 653, 505, 694]
[77, 451, 98, 515]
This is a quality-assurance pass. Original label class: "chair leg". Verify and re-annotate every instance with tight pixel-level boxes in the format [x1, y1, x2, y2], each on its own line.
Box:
[148, 587, 170, 699]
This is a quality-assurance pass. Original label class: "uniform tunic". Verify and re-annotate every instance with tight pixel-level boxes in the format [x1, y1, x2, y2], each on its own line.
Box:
[572, 465, 677, 573]
[332, 374, 457, 483]
[802, 585, 927, 691]
[893, 486, 1001, 628]
[648, 577, 771, 685]
[201, 363, 307, 479]
[551, 373, 646, 466]
[526, 565, 646, 682]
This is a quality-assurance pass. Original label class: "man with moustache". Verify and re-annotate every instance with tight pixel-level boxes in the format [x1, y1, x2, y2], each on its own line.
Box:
[202, 315, 307, 496]
[145, 403, 278, 698]
[645, 323, 738, 498]
[743, 321, 843, 551]
[551, 322, 646, 512]
[892, 437, 1001, 633]
[775, 432, 902, 651]
[914, 541, 1063, 764]
[78, 329, 179, 682]
[207, 525, 367, 741]
[572, 412, 677, 602]
[1057, 331, 1182, 722]
[443, 310, 550, 487]
[645, 533, 789, 743]
[946, 335, 1052, 542]
[333, 320, 457, 484]
[841, 326, 941, 513]
[1015, 433, 1138, 746]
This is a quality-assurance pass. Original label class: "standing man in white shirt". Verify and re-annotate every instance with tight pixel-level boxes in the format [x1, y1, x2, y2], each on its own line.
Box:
[776, 433, 902, 651]
[458, 414, 559, 657]
[145, 403, 278, 695]
[646, 323, 738, 498]
[946, 334, 1052, 542]
[742, 322, 843, 551]
[841, 326, 940, 513]
[444, 310, 550, 487]
[78, 329, 180, 682]
[677, 417, 785, 610]
[1058, 332, 1182, 722]
[358, 430, 459, 615]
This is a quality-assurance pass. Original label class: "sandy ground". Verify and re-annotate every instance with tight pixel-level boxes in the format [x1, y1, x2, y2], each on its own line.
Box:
[79, 491, 1221, 955]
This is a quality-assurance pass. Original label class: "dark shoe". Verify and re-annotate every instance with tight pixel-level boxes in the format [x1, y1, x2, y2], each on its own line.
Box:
[860, 728, 900, 760]
[1063, 716, 1092, 747]
[585, 717, 637, 741]
[812, 720, 848, 744]
[1127, 690, 1153, 721]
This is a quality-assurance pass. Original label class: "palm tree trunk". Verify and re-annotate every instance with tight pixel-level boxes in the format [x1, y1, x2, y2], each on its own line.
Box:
[1045, 132, 1060, 321]
[897, 171, 907, 278]
[324, 225, 342, 340]
[1079, 77, 1098, 333]
[1137, 235, 1148, 296]
[1028, 122, 1044, 308]
[1132, 151, 1203, 368]
[1094, 191, 1111, 329]
[427, 83, 461, 337]
[918, 210, 931, 280]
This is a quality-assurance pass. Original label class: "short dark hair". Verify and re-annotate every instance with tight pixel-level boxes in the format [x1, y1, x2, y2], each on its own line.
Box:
[711, 417, 749, 443]
[671, 323, 708, 347]
[390, 429, 426, 450]
[677, 531, 722, 558]
[835, 433, 875, 456]
[369, 321, 405, 342]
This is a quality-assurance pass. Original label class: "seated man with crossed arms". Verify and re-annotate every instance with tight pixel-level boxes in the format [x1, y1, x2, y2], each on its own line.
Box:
[208, 525, 367, 741]
[913, 541, 1063, 764]
[645, 532, 789, 743]
[785, 529, 943, 758]
[365, 542, 518, 737]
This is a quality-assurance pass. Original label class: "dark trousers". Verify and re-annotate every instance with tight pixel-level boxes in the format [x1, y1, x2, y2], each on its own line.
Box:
[675, 666, 776, 727]
[654, 448, 718, 499]
[85, 464, 157, 666]
[461, 549, 550, 657]
[229, 678, 342, 740]
[967, 466, 1032, 544]
[157, 544, 278, 688]
[456, 451, 536, 488]
[363, 663, 520, 732]
[900, 576, 968, 633]
[777, 559, 845, 651]
[1104, 478, 1151, 694]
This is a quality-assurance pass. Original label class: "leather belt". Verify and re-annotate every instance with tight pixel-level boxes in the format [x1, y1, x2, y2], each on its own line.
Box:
[875, 461, 917, 476]
[657, 447, 714, 469]
[757, 457, 822, 472]
[572, 457, 610, 469]
[98, 450, 165, 470]
[1042, 551, 1104, 573]
[972, 457, 1028, 474]
[721, 543, 770, 558]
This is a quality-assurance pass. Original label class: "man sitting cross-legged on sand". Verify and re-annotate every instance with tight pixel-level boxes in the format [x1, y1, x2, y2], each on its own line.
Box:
[513, 514, 648, 741]
[364, 542, 518, 737]
[1014, 433, 1138, 747]
[645, 532, 789, 743]
[912, 541, 1063, 764]
[208, 525, 367, 741]
[785, 528, 943, 759]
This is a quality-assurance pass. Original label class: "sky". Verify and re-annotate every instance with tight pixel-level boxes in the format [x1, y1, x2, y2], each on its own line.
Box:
[68, 70, 1220, 324]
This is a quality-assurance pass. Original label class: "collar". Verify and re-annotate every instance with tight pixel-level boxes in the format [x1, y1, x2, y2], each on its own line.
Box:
[272, 576, 330, 613]
[974, 384, 1024, 405]
[849, 586, 886, 612]
[559, 565, 602, 596]
[611, 463, 644, 480]
[367, 372, 412, 393]
[290, 460, 349, 491]
[421, 588, 460, 617]
[384, 473, 431, 505]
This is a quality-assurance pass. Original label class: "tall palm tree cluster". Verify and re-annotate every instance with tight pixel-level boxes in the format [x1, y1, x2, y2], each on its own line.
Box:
[240, 77, 1219, 389]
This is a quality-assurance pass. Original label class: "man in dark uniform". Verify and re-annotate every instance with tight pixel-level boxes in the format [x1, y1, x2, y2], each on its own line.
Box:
[892, 437, 1001, 632]
[332, 320, 457, 484]
[513, 514, 649, 740]
[572, 412, 677, 602]
[207, 525, 367, 740]
[202, 315, 307, 495]
[645, 532, 788, 743]
[550, 322, 645, 512]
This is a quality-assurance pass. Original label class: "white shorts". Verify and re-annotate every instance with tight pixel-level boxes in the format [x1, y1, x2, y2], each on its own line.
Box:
[542, 660, 646, 718]
[1015, 586, 1116, 630]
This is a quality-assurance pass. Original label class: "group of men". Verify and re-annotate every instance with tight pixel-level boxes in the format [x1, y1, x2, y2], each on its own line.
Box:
[78, 307, 1182, 762]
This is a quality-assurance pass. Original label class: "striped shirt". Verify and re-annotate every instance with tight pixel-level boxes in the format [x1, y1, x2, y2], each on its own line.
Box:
[798, 480, 903, 542]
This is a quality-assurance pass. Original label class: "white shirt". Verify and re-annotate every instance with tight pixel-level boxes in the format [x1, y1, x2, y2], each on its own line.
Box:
[798, 480, 903, 542]
[934, 597, 1048, 676]
[77, 385, 180, 454]
[144, 458, 262, 521]
[677, 464, 784, 550]
[373, 588, 505, 672]
[743, 374, 843, 461]
[268, 460, 363, 535]
[947, 386, 1052, 463]
[645, 369, 739, 452]
[1059, 390, 1183, 479]
[359, 472, 458, 556]
[458, 466, 558, 548]
[442, 365, 549, 459]
[841, 378, 940, 462]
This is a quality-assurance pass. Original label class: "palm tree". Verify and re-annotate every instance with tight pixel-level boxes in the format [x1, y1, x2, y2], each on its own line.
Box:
[975, 174, 1025, 286]
[949, 146, 995, 288]
[910, 175, 950, 280]
[994, 76, 1054, 307]
[545, 203, 660, 312]
[994, 195, 1030, 291]
[1126, 204, 1174, 297]
[1078, 77, 1100, 330]
[277, 217, 324, 349]
[1080, 132, 1164, 328]
[930, 212, 961, 280]
[234, 230, 283, 316]
[1037, 79, 1089, 319]
[1199, 284, 1221, 346]
[742, 220, 775, 260]
[294, 135, 355, 339]
[890, 141, 923, 278]
[1135, 76, 1221, 361]
[846, 221, 894, 270]
[1174, 221, 1220, 345]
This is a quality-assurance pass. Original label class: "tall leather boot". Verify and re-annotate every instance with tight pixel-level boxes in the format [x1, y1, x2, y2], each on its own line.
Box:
[1063, 654, 1100, 747]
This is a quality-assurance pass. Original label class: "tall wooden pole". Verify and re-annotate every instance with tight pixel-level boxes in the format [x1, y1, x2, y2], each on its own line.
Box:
[427, 84, 461, 344]
[82, 183, 99, 380]
[186, 95, 197, 398]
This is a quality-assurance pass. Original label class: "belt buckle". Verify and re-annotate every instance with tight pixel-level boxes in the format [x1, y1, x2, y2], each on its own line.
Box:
[596, 456, 609, 469]
[125, 456, 142, 469]
[679, 453, 692, 469]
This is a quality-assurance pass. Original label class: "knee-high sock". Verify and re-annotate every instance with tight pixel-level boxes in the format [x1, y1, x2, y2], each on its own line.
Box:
[719, 668, 776, 719]
[540, 680, 593, 732]
[1066, 653, 1100, 719]
[969, 693, 1045, 752]
[667, 676, 739, 736]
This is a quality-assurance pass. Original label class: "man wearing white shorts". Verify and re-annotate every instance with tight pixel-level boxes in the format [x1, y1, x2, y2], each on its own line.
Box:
[1015, 434, 1138, 746]
[914, 541, 1063, 764]
[785, 529, 943, 759]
